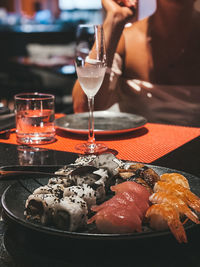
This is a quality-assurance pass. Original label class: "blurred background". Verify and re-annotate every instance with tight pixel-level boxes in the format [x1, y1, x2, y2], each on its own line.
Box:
[0, 0, 157, 114]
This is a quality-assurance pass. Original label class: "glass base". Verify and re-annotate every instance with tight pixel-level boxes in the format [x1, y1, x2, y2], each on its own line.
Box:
[75, 142, 108, 154]
[16, 134, 55, 145]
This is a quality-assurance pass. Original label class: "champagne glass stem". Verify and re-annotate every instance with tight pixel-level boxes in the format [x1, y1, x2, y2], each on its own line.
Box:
[87, 96, 95, 144]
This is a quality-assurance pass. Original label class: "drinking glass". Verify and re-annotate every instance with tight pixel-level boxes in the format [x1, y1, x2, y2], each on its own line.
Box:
[75, 24, 107, 154]
[14, 92, 55, 145]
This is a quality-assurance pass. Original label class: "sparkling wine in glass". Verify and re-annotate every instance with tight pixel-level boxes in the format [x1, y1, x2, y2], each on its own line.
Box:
[75, 24, 107, 154]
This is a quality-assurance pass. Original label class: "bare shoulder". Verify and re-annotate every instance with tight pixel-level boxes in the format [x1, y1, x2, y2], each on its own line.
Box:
[116, 33, 126, 57]
[122, 17, 151, 80]
[115, 18, 148, 64]
[123, 17, 149, 42]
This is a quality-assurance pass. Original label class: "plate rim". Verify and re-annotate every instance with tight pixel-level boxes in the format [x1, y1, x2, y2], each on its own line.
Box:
[1, 163, 198, 241]
[55, 111, 147, 135]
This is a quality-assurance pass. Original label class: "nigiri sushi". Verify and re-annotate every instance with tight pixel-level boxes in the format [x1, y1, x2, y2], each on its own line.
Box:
[88, 203, 142, 234]
[145, 203, 187, 243]
[111, 181, 151, 202]
[118, 164, 160, 188]
[88, 184, 150, 234]
[149, 192, 200, 224]
[160, 173, 190, 189]
[154, 181, 200, 213]
[91, 191, 149, 218]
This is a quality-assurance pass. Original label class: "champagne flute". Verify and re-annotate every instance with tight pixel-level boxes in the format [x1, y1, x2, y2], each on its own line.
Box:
[75, 24, 107, 154]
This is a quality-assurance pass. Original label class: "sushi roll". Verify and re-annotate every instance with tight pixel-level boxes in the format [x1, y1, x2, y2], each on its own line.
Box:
[53, 196, 88, 231]
[93, 169, 110, 188]
[64, 184, 96, 209]
[75, 169, 108, 203]
[33, 184, 64, 199]
[90, 153, 123, 176]
[24, 193, 58, 224]
[74, 153, 123, 177]
[55, 165, 77, 176]
[74, 154, 97, 166]
[70, 166, 100, 186]
[48, 176, 75, 187]
[69, 165, 109, 202]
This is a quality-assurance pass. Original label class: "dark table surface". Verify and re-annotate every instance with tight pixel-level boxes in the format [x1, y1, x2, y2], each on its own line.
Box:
[0, 136, 199, 267]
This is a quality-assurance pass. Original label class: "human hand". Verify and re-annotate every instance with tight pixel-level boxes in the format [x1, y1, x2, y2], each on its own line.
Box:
[116, 0, 137, 8]
[102, 0, 137, 25]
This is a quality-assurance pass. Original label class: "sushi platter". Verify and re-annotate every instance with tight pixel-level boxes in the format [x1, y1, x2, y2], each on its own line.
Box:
[1, 153, 200, 242]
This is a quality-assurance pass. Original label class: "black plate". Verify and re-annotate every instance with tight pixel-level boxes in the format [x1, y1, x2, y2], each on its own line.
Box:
[55, 111, 147, 135]
[1, 164, 200, 241]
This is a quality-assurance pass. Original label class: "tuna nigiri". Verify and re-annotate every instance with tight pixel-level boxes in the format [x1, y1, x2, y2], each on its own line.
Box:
[91, 191, 149, 218]
[88, 181, 151, 234]
[88, 202, 142, 234]
[111, 181, 151, 202]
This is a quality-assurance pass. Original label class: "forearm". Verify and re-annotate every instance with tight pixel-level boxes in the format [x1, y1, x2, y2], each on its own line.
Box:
[103, 14, 124, 68]
[102, 0, 137, 67]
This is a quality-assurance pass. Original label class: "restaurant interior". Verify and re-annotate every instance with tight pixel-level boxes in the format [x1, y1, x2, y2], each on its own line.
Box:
[0, 0, 199, 267]
[0, 0, 104, 113]
[0, 0, 157, 113]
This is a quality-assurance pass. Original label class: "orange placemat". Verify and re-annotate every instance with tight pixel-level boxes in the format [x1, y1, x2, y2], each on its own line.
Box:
[1, 122, 199, 163]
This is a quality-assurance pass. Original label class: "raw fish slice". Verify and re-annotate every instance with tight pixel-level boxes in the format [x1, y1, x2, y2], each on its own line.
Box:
[125, 191, 150, 216]
[111, 181, 151, 202]
[129, 177, 153, 194]
[91, 192, 132, 211]
[120, 191, 150, 216]
[88, 205, 142, 234]
[91, 192, 143, 219]
[108, 206, 142, 232]
[91, 193, 127, 212]
[91, 191, 149, 218]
